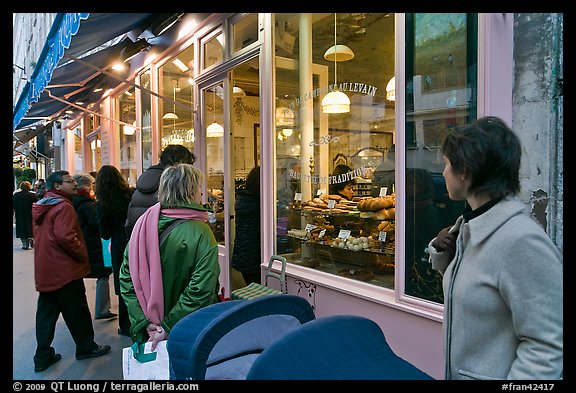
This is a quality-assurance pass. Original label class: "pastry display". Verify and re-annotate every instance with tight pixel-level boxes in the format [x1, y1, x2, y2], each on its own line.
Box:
[286, 192, 396, 282]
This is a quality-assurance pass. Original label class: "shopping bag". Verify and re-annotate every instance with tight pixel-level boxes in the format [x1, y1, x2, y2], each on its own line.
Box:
[122, 341, 169, 380]
[101, 238, 112, 268]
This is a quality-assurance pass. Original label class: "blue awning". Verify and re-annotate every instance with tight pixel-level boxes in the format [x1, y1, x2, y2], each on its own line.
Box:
[13, 13, 163, 130]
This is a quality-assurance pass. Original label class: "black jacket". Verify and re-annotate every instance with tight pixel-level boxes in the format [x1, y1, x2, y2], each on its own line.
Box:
[125, 164, 165, 237]
[97, 188, 134, 294]
[13, 190, 36, 239]
[231, 190, 261, 274]
[73, 194, 112, 278]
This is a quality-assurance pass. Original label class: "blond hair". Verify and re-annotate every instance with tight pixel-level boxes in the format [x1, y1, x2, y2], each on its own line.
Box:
[158, 164, 204, 207]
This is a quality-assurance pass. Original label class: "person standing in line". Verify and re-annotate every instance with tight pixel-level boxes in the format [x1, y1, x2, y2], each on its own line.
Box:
[427, 116, 563, 380]
[32, 171, 111, 372]
[13, 180, 36, 249]
[231, 166, 262, 285]
[125, 145, 196, 238]
[120, 164, 220, 349]
[95, 165, 135, 337]
[34, 178, 46, 199]
[72, 174, 116, 320]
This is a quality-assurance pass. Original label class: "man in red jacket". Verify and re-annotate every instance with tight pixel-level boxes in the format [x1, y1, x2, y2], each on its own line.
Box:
[32, 170, 111, 372]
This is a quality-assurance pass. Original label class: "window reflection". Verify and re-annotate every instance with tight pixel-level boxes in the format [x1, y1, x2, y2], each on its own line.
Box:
[159, 45, 195, 153]
[118, 86, 137, 186]
[274, 13, 397, 290]
[404, 13, 477, 303]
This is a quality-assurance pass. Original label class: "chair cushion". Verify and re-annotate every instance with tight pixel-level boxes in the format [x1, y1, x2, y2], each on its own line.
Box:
[231, 283, 283, 300]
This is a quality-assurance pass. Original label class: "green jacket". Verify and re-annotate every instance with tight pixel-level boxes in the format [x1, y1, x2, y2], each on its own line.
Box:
[120, 203, 220, 343]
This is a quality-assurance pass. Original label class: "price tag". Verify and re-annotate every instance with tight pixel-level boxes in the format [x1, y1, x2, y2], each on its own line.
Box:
[379, 187, 388, 197]
[305, 224, 317, 233]
[338, 229, 351, 239]
[327, 199, 336, 209]
[294, 192, 303, 201]
[318, 229, 326, 239]
[317, 188, 326, 196]
[379, 231, 387, 242]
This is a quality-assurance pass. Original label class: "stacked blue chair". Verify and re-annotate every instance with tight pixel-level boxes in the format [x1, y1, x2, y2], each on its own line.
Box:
[246, 315, 434, 380]
[167, 294, 315, 380]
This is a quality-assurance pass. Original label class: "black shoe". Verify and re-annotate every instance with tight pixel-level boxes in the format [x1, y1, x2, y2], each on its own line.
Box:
[118, 328, 131, 337]
[34, 353, 62, 372]
[76, 345, 111, 360]
[95, 312, 118, 320]
[22, 246, 29, 250]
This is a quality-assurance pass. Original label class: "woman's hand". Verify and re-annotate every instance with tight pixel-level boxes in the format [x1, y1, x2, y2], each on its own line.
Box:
[432, 226, 457, 254]
[147, 325, 168, 351]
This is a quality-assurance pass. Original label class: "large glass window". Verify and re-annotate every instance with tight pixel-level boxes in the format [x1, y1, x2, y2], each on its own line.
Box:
[159, 45, 195, 153]
[274, 13, 397, 290]
[140, 70, 153, 170]
[231, 13, 258, 54]
[403, 13, 477, 303]
[204, 83, 225, 243]
[118, 86, 137, 185]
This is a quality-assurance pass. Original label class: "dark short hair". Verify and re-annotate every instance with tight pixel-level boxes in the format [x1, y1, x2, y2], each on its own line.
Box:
[160, 145, 196, 167]
[46, 170, 70, 190]
[442, 116, 521, 199]
[245, 166, 260, 193]
[330, 164, 354, 194]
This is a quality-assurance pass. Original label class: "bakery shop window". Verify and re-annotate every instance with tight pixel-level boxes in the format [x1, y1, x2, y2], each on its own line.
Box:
[274, 13, 398, 290]
[403, 13, 477, 303]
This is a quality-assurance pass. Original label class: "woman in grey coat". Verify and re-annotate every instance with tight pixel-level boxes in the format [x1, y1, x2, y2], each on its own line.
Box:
[427, 116, 562, 380]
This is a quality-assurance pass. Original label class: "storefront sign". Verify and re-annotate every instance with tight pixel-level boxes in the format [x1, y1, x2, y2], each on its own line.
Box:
[289, 166, 369, 185]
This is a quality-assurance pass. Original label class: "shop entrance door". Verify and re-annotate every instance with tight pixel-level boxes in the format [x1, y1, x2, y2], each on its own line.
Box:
[199, 56, 260, 297]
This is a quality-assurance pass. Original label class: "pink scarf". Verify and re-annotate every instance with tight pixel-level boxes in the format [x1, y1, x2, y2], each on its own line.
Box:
[128, 202, 208, 325]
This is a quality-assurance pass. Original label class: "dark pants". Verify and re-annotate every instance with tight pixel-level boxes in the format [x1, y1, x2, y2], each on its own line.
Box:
[241, 271, 262, 286]
[34, 279, 97, 365]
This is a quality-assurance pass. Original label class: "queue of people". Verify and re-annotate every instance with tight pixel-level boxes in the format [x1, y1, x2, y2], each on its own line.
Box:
[19, 128, 562, 380]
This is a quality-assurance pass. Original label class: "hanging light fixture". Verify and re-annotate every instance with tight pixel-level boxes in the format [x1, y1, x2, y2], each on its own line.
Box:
[207, 88, 224, 138]
[233, 85, 246, 97]
[322, 13, 351, 114]
[386, 76, 395, 101]
[163, 81, 179, 125]
[123, 120, 137, 136]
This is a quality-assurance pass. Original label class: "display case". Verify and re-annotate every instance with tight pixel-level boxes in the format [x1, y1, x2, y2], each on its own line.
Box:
[285, 193, 396, 289]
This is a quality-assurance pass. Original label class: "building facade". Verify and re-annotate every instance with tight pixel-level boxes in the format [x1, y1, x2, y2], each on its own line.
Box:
[13, 13, 563, 379]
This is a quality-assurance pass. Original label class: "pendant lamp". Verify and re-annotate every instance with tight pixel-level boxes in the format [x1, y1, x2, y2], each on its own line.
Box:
[163, 82, 179, 128]
[207, 89, 224, 138]
[386, 76, 395, 101]
[322, 13, 350, 114]
[233, 85, 246, 97]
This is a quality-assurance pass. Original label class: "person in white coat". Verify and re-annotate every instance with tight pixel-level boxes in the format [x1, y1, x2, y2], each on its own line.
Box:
[427, 116, 562, 380]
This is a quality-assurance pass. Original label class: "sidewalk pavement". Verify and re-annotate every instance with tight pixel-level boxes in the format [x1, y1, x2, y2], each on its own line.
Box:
[12, 225, 132, 380]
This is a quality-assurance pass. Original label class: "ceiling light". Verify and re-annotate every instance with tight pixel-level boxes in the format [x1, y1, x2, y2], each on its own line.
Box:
[322, 90, 351, 113]
[123, 121, 137, 136]
[207, 122, 224, 138]
[172, 58, 189, 72]
[324, 44, 354, 62]
[322, 13, 350, 114]
[163, 112, 178, 120]
[233, 86, 246, 97]
[164, 82, 179, 129]
[386, 76, 395, 101]
[207, 88, 223, 138]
